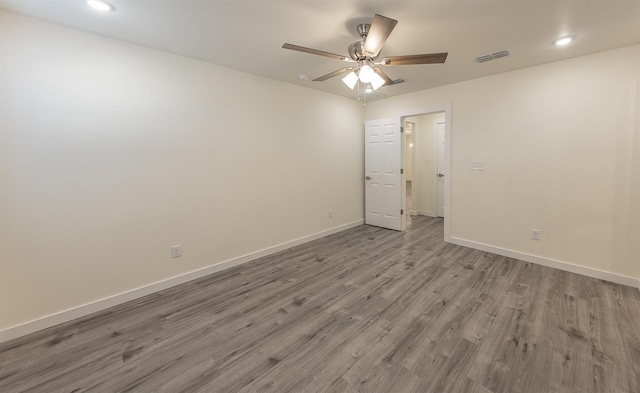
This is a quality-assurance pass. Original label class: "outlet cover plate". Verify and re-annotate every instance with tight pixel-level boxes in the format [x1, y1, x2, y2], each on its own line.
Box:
[531, 230, 541, 241]
[171, 245, 182, 258]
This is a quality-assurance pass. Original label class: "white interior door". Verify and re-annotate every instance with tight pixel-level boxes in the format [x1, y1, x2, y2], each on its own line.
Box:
[365, 118, 402, 230]
[436, 122, 445, 217]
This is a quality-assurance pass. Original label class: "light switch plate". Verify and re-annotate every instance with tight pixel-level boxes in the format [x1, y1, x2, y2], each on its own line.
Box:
[471, 161, 485, 171]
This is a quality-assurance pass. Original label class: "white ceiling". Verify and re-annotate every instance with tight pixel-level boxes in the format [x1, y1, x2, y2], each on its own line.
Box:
[1, 0, 639, 101]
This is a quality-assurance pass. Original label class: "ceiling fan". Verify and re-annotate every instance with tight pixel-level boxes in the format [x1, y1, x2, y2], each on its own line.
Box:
[282, 14, 448, 91]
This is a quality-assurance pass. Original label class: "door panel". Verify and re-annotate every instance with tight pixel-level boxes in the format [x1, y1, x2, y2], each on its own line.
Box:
[436, 122, 445, 217]
[365, 118, 402, 230]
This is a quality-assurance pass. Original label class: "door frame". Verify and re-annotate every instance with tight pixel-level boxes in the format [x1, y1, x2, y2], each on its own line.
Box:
[398, 105, 451, 241]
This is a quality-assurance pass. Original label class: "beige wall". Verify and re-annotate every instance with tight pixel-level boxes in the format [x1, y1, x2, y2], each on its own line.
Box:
[367, 45, 640, 282]
[0, 11, 365, 331]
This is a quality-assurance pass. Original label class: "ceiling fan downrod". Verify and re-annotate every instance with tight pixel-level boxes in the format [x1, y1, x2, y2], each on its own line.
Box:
[357, 23, 370, 39]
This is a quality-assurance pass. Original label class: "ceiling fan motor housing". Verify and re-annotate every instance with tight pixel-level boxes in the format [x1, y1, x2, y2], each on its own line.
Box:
[348, 41, 366, 61]
[349, 23, 376, 61]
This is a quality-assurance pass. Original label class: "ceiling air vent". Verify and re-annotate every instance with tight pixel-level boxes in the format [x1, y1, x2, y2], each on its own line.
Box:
[474, 49, 512, 63]
[474, 54, 493, 63]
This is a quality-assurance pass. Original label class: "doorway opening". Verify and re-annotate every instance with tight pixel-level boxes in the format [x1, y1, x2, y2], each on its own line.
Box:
[400, 107, 450, 239]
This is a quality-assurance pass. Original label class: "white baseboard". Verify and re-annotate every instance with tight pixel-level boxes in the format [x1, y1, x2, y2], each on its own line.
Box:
[0, 219, 364, 344]
[415, 210, 436, 217]
[449, 236, 640, 289]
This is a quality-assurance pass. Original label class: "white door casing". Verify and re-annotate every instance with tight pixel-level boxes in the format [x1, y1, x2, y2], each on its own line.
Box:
[365, 118, 402, 231]
[436, 122, 445, 217]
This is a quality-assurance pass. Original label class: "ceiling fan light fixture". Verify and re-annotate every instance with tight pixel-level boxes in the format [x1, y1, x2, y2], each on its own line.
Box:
[358, 65, 375, 83]
[370, 72, 386, 90]
[342, 71, 358, 89]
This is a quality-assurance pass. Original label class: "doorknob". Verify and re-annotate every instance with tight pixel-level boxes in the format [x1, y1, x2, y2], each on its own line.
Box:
[365, 176, 372, 180]
[438, 173, 445, 178]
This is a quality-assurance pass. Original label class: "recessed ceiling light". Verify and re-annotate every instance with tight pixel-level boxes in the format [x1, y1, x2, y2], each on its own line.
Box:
[554, 36, 575, 46]
[87, 0, 114, 12]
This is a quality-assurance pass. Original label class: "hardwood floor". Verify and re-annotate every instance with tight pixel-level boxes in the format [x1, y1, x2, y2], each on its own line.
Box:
[1, 217, 639, 393]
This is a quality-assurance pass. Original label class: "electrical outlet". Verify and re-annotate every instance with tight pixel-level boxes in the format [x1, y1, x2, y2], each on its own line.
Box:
[328, 209, 333, 218]
[531, 229, 541, 241]
[171, 245, 182, 258]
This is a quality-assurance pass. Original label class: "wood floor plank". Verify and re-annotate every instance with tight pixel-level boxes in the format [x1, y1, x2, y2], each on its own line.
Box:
[1, 216, 640, 393]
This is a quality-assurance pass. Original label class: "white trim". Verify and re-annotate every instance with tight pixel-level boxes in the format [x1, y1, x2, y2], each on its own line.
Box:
[0, 219, 364, 344]
[415, 210, 435, 217]
[449, 236, 640, 289]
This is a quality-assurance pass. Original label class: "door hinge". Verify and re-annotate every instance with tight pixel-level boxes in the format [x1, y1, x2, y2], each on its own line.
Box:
[401, 126, 404, 133]
[401, 209, 404, 215]
[401, 168, 404, 174]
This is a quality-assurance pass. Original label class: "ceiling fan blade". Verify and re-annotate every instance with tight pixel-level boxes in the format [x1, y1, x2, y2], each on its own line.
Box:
[373, 67, 395, 86]
[282, 43, 353, 62]
[364, 14, 398, 58]
[313, 67, 355, 81]
[381, 53, 448, 66]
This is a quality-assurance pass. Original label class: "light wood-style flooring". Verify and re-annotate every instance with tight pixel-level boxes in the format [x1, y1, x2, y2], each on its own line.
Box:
[1, 217, 639, 392]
